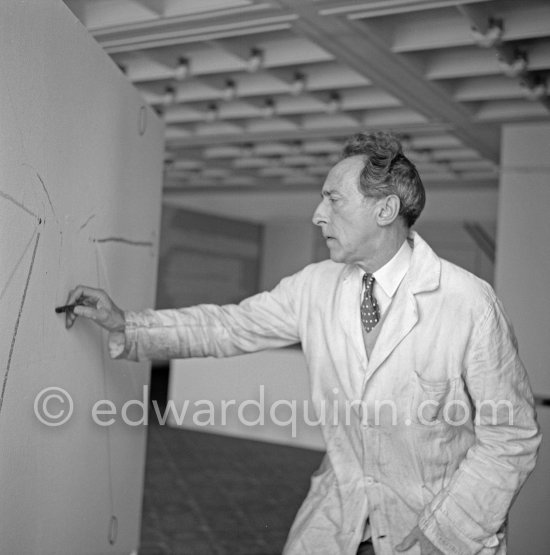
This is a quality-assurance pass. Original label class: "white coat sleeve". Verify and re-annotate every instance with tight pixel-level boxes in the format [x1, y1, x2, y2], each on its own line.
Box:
[108, 270, 303, 361]
[418, 296, 541, 554]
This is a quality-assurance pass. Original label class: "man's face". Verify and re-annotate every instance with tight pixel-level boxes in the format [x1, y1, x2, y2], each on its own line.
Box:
[312, 156, 380, 266]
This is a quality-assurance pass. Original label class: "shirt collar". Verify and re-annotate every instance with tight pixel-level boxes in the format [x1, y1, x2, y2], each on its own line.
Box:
[372, 239, 412, 298]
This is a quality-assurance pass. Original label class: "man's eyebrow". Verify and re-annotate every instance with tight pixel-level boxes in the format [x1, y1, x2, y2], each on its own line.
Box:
[321, 189, 338, 198]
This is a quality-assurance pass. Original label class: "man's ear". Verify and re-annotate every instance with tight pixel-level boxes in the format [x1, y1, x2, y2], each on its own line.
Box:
[376, 195, 401, 226]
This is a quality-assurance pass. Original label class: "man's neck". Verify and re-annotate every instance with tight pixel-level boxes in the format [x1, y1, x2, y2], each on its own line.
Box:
[359, 228, 408, 273]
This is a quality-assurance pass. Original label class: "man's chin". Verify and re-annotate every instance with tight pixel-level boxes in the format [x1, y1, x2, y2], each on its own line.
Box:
[328, 250, 345, 263]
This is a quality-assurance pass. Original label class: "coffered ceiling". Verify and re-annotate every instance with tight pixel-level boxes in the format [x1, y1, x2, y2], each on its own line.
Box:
[63, 0, 550, 197]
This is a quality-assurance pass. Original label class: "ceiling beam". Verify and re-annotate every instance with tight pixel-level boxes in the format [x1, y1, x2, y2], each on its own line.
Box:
[272, 0, 500, 162]
[91, 5, 298, 53]
[166, 121, 450, 148]
[315, 0, 493, 19]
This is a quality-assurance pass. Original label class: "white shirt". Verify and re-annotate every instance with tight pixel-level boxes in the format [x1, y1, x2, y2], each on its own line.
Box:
[360, 238, 413, 317]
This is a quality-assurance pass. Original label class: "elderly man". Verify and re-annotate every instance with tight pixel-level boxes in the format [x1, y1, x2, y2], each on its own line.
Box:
[66, 131, 540, 555]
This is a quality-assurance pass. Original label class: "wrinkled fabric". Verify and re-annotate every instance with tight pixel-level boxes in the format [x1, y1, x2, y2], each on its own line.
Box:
[110, 232, 540, 554]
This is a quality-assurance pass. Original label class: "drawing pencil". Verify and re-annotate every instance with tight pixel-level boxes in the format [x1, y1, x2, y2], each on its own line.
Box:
[55, 303, 79, 314]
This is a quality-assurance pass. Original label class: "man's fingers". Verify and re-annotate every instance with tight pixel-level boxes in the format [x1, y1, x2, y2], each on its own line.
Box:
[65, 285, 106, 307]
[65, 311, 76, 329]
[65, 285, 85, 306]
[73, 305, 97, 320]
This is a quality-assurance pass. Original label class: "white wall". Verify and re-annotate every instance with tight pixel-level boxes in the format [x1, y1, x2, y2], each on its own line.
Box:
[260, 222, 317, 290]
[0, 2, 163, 553]
[494, 122, 550, 553]
[495, 122, 550, 396]
[169, 350, 324, 450]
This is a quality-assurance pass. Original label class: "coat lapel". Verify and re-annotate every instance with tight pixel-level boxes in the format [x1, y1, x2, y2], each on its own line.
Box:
[366, 283, 418, 377]
[366, 231, 441, 378]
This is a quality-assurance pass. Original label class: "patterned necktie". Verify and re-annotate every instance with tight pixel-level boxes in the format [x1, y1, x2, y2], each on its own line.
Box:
[361, 273, 380, 333]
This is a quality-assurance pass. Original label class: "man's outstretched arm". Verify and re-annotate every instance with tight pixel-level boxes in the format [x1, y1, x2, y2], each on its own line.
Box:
[64, 268, 306, 361]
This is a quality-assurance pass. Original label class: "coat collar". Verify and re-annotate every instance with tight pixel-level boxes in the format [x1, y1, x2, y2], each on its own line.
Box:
[405, 230, 441, 295]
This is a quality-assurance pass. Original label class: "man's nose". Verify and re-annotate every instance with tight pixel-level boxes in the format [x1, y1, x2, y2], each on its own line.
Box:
[312, 200, 327, 226]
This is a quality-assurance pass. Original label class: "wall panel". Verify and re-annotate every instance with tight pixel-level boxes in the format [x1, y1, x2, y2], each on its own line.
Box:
[0, 1, 163, 553]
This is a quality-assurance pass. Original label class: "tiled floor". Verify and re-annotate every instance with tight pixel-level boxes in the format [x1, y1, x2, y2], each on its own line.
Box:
[139, 374, 324, 555]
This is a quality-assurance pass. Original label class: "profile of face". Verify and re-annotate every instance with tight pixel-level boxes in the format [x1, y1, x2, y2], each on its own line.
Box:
[312, 156, 383, 267]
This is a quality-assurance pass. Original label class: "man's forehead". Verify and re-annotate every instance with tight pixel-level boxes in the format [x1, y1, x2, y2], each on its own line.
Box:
[332, 156, 364, 177]
[322, 155, 364, 191]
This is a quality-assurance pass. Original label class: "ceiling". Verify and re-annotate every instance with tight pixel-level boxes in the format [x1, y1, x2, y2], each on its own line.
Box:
[63, 0, 550, 201]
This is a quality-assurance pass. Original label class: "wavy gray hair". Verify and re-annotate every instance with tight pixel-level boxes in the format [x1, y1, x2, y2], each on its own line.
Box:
[341, 131, 425, 227]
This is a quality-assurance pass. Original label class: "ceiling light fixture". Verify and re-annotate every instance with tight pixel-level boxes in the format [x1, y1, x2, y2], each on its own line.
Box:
[162, 85, 176, 105]
[470, 17, 503, 48]
[205, 103, 219, 122]
[163, 156, 175, 173]
[262, 98, 276, 118]
[498, 49, 528, 78]
[247, 47, 264, 72]
[223, 79, 237, 101]
[327, 92, 342, 114]
[240, 143, 254, 157]
[521, 75, 548, 101]
[290, 72, 307, 96]
[174, 57, 190, 81]
[292, 140, 304, 155]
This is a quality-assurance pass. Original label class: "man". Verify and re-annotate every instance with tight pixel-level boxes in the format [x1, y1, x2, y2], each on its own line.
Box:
[66, 131, 540, 555]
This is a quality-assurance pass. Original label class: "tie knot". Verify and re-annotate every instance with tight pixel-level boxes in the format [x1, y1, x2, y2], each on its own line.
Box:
[363, 273, 375, 291]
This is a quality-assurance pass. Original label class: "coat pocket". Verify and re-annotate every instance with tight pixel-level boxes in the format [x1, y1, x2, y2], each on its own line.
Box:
[410, 372, 454, 425]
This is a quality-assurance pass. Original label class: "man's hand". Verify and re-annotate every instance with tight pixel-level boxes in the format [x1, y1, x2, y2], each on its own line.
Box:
[65, 285, 125, 332]
[396, 526, 444, 554]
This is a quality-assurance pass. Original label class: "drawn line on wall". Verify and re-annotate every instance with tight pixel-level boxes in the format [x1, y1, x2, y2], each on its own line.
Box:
[0, 232, 41, 416]
[35, 172, 57, 220]
[0, 190, 40, 221]
[79, 214, 96, 231]
[93, 237, 153, 247]
[0, 230, 37, 303]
